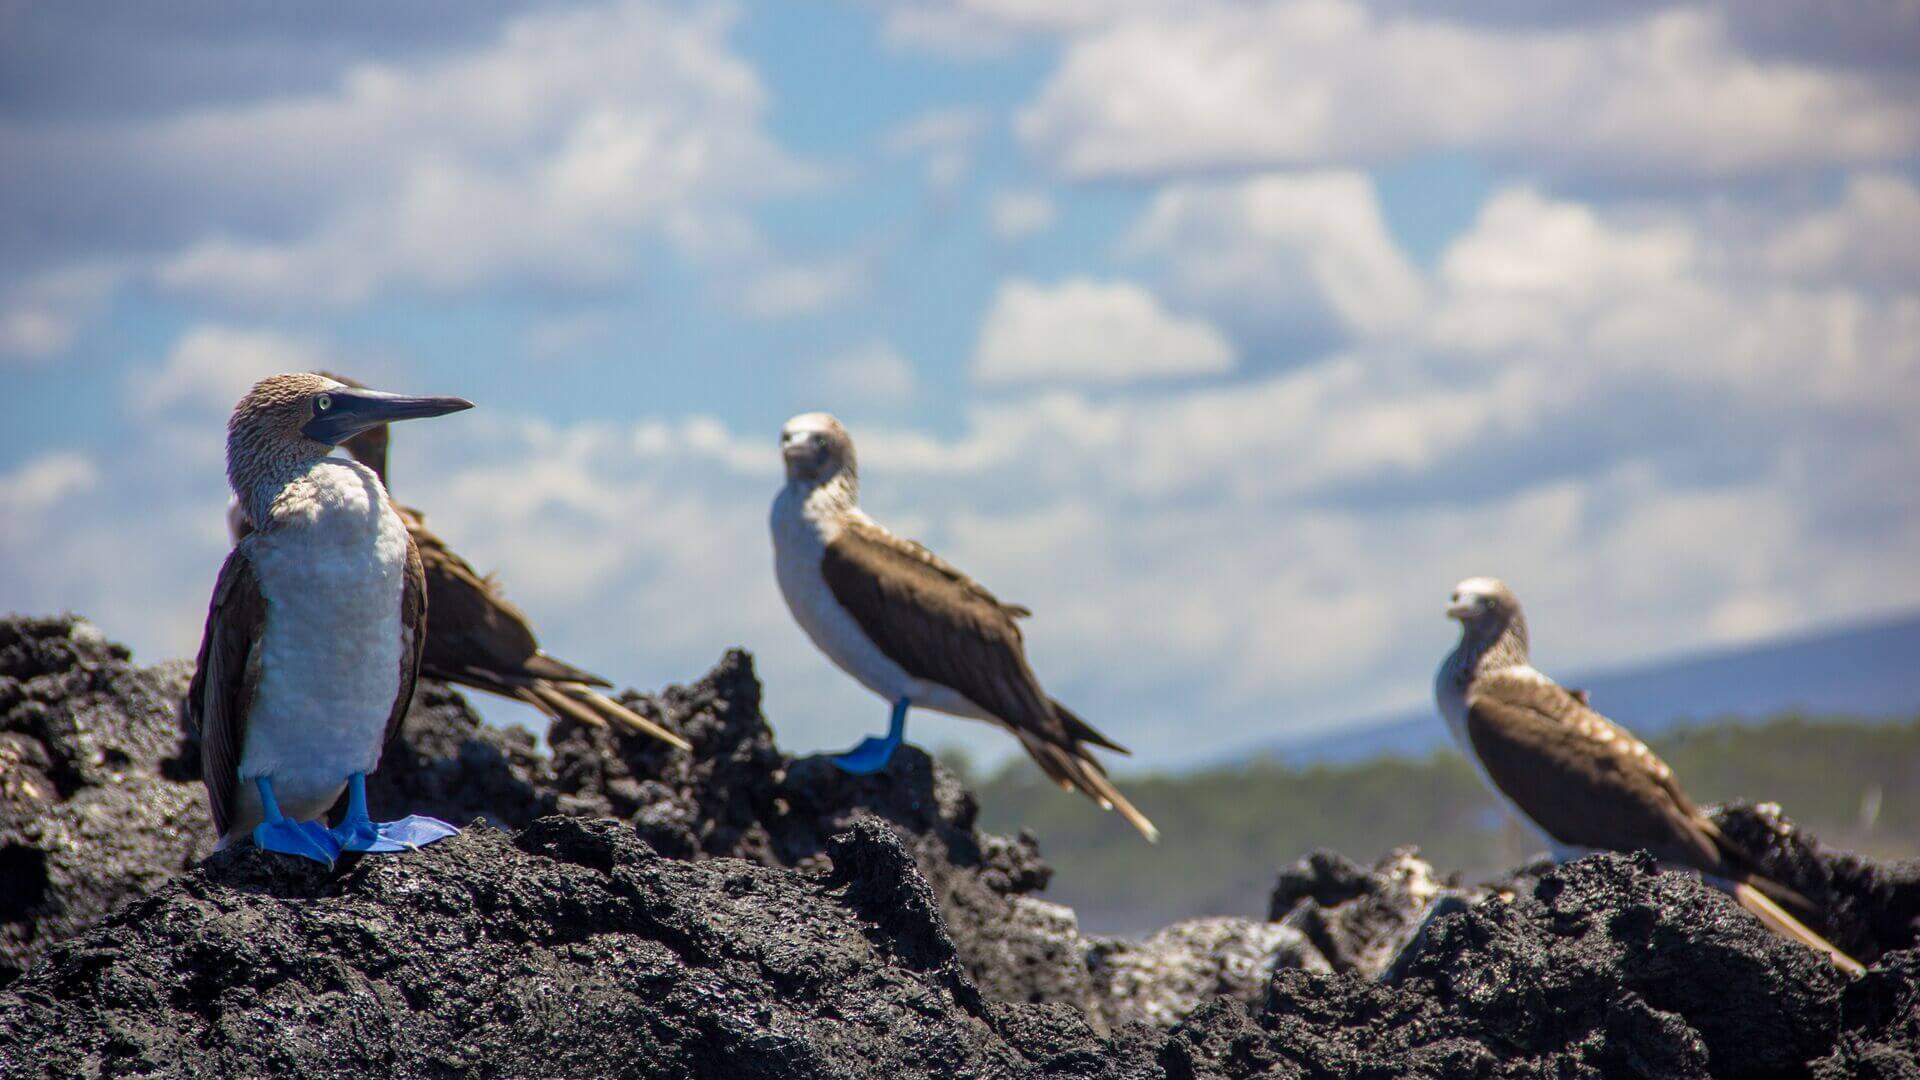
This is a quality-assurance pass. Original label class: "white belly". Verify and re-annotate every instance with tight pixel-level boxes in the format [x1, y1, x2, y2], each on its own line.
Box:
[770, 487, 994, 723]
[232, 461, 409, 833]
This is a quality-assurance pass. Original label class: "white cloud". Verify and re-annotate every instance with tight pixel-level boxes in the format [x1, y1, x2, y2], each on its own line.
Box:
[1126, 171, 1426, 342]
[525, 311, 617, 361]
[1421, 186, 1920, 413]
[125, 324, 335, 418]
[988, 189, 1057, 243]
[731, 251, 871, 320]
[971, 278, 1237, 385]
[816, 340, 917, 407]
[18, 1, 815, 318]
[0, 264, 123, 362]
[1762, 172, 1920, 287]
[1014, 1, 1920, 182]
[0, 452, 98, 520]
[886, 107, 990, 191]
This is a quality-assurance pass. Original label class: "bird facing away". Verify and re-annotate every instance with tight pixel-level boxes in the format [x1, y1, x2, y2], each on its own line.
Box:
[226, 372, 689, 753]
[1436, 577, 1862, 973]
[770, 412, 1157, 841]
[186, 373, 473, 865]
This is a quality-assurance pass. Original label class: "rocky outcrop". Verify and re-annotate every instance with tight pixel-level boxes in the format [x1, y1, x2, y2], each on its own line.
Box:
[2, 614, 1917, 1077]
[0, 616, 555, 987]
[1166, 849, 1916, 1079]
[0, 815, 1122, 1079]
[0, 617, 209, 988]
[4, 817, 1916, 1079]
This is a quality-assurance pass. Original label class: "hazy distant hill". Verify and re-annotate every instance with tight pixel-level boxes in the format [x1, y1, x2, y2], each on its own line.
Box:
[973, 712, 1920, 934]
[1239, 610, 1920, 767]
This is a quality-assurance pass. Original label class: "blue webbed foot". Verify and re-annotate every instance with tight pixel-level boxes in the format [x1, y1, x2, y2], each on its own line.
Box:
[334, 814, 458, 853]
[831, 696, 910, 775]
[329, 773, 457, 852]
[832, 735, 900, 774]
[253, 818, 342, 865]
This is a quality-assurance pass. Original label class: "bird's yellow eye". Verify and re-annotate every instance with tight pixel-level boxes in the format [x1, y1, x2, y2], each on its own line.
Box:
[316, 394, 333, 411]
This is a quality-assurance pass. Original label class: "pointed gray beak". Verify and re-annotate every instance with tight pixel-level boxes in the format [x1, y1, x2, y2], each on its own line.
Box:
[302, 387, 474, 446]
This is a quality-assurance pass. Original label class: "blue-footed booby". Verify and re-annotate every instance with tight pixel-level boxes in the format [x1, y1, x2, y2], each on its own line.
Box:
[226, 373, 689, 752]
[1437, 577, 1862, 973]
[770, 412, 1157, 841]
[187, 373, 473, 864]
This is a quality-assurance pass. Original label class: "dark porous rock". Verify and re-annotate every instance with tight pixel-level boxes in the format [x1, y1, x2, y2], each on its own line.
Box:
[1709, 800, 1920, 965]
[1166, 851, 1864, 1078]
[0, 816, 1122, 1079]
[1811, 949, 1920, 1078]
[0, 616, 210, 988]
[7, 612, 1920, 1077]
[545, 650, 1108, 1018]
[1268, 846, 1477, 980]
[1393, 852, 1844, 1078]
[0, 614, 556, 989]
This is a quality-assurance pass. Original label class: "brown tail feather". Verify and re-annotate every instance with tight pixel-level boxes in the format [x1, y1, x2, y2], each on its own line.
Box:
[526, 683, 606, 728]
[1740, 871, 1820, 921]
[519, 650, 613, 688]
[1073, 759, 1159, 843]
[1049, 698, 1130, 755]
[1017, 733, 1159, 843]
[428, 667, 688, 752]
[1701, 818, 1821, 918]
[565, 686, 692, 752]
[1733, 881, 1863, 975]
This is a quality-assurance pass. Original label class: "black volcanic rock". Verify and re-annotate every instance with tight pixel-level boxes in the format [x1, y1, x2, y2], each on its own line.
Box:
[0, 615, 559, 988]
[0, 616, 209, 988]
[3, 613, 1920, 1077]
[1167, 851, 1920, 1079]
[1268, 846, 1476, 980]
[543, 650, 1111, 1019]
[0, 816, 1123, 1079]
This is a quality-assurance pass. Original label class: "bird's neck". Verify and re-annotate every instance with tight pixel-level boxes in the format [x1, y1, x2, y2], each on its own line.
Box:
[1444, 615, 1531, 689]
[798, 470, 859, 521]
[234, 452, 385, 535]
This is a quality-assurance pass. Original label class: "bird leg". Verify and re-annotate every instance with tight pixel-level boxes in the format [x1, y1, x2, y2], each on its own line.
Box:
[250, 776, 342, 866]
[831, 696, 909, 775]
[330, 772, 458, 853]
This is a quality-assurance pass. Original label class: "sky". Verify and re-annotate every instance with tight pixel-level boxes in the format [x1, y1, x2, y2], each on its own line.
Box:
[2, 0, 1917, 773]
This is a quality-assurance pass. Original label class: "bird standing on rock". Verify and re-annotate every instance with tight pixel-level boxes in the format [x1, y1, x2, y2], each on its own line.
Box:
[187, 373, 473, 865]
[226, 372, 689, 753]
[1436, 576, 1862, 973]
[770, 412, 1157, 841]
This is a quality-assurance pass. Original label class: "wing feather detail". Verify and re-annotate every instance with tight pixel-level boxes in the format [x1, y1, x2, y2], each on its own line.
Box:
[186, 545, 268, 838]
[820, 520, 1154, 840]
[1464, 669, 1723, 870]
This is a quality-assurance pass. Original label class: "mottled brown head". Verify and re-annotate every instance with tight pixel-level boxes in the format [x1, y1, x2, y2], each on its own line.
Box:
[225, 372, 470, 503]
[227, 373, 348, 483]
[781, 412, 856, 487]
[1446, 576, 1529, 656]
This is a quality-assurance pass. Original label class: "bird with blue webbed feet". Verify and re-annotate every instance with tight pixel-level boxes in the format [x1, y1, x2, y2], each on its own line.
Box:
[185, 372, 474, 865]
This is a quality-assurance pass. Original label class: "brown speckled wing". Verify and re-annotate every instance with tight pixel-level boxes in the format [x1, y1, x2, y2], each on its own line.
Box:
[1464, 668, 1724, 872]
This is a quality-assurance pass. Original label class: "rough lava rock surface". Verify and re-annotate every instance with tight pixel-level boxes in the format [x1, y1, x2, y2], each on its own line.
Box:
[2, 614, 1918, 1077]
[0, 617, 208, 988]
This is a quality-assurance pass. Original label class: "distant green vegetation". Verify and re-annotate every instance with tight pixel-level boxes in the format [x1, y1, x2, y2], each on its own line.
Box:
[952, 713, 1920, 934]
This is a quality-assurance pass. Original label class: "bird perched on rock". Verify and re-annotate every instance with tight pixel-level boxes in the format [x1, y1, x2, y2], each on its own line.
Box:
[1436, 576, 1862, 973]
[228, 372, 688, 753]
[187, 373, 474, 864]
[770, 412, 1156, 841]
